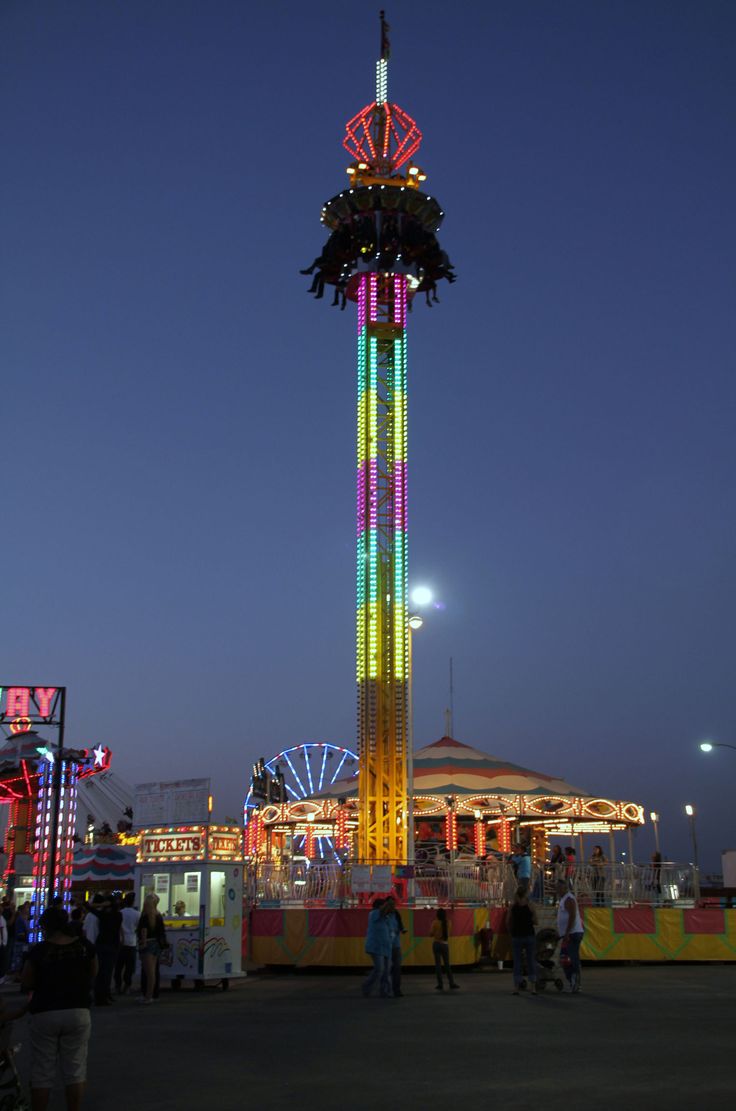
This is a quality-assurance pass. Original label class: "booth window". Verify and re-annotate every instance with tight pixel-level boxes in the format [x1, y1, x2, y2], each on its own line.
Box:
[210, 871, 226, 926]
[141, 871, 200, 920]
[153, 873, 170, 915]
[171, 871, 200, 919]
[140, 872, 170, 914]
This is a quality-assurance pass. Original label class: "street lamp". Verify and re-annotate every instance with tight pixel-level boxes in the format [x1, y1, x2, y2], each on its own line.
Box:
[406, 612, 424, 898]
[684, 804, 700, 902]
[410, 585, 433, 608]
[649, 811, 660, 855]
[699, 740, 736, 753]
[407, 584, 434, 892]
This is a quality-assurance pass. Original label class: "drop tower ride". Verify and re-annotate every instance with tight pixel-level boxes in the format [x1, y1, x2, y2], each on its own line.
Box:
[302, 14, 455, 863]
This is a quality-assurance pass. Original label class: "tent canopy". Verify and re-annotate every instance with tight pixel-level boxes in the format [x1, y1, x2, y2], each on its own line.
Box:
[72, 845, 135, 884]
[412, 737, 588, 797]
[311, 736, 588, 800]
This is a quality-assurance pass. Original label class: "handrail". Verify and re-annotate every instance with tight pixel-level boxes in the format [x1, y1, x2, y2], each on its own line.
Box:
[243, 858, 700, 908]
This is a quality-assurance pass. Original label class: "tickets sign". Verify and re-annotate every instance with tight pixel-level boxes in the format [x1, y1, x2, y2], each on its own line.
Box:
[139, 829, 206, 862]
[137, 825, 242, 863]
[208, 830, 242, 860]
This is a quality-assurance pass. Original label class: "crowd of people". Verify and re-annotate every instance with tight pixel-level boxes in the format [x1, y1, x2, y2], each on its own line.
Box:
[362, 897, 460, 997]
[360, 840, 593, 1003]
[0, 839, 638, 1102]
[0, 892, 167, 1110]
[0, 897, 30, 982]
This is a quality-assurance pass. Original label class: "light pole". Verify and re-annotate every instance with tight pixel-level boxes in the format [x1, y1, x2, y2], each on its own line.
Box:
[407, 585, 434, 899]
[684, 804, 700, 902]
[650, 811, 660, 855]
[699, 740, 736, 754]
[407, 612, 423, 900]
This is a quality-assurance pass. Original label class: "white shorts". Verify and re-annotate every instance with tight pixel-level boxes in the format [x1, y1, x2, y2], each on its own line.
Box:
[30, 1008, 91, 1087]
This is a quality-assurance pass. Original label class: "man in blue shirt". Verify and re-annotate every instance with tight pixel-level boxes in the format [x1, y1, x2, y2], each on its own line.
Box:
[510, 843, 532, 893]
[362, 899, 393, 998]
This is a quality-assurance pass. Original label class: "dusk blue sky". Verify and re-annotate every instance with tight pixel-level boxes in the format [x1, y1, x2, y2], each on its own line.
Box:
[2, 2, 734, 870]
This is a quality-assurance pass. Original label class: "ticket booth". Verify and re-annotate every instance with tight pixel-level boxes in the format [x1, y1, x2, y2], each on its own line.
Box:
[136, 823, 244, 985]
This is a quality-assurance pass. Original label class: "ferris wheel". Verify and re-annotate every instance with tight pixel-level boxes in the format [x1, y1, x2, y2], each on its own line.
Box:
[243, 742, 358, 814]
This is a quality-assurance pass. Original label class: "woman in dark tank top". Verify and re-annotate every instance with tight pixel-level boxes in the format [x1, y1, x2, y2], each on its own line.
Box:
[506, 887, 538, 995]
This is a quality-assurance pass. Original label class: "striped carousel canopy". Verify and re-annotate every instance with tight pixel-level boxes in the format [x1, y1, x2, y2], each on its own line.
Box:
[72, 845, 136, 884]
[412, 737, 588, 797]
[313, 736, 588, 800]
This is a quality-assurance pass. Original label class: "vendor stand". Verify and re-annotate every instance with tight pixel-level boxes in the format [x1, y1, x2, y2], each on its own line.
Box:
[135, 823, 244, 987]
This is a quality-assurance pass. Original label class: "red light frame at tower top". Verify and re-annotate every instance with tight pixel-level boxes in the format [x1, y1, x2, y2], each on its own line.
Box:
[344, 101, 422, 173]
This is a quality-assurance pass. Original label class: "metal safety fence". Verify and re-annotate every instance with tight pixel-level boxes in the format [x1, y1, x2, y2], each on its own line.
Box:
[244, 858, 699, 908]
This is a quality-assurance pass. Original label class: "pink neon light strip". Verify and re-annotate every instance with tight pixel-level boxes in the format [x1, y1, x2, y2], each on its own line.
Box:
[368, 461, 378, 529]
[356, 463, 367, 535]
[358, 275, 367, 331]
[394, 460, 407, 529]
[369, 274, 378, 322]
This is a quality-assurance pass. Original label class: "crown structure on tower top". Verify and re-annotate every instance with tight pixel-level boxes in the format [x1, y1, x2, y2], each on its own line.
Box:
[300, 13, 455, 308]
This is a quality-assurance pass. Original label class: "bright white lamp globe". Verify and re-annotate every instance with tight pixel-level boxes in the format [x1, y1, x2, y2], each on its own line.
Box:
[411, 586, 433, 607]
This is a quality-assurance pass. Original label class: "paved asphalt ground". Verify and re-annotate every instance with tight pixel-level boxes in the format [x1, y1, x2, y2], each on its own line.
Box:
[3, 965, 734, 1110]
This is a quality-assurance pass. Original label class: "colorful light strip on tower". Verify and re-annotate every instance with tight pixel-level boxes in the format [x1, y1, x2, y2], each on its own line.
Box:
[356, 272, 409, 860]
[376, 59, 387, 106]
[27, 751, 100, 940]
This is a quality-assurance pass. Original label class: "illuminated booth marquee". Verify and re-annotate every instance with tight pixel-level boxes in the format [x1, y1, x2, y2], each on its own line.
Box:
[0, 685, 112, 938]
[137, 826, 242, 864]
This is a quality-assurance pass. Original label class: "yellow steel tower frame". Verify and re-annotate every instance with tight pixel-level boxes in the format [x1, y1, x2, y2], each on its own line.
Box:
[356, 273, 408, 863]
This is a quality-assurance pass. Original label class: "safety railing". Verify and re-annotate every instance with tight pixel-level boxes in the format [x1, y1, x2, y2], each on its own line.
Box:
[541, 862, 698, 907]
[244, 858, 700, 908]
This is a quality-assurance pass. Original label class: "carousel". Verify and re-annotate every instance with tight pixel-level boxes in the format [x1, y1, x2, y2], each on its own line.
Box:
[242, 738, 736, 967]
[246, 736, 644, 873]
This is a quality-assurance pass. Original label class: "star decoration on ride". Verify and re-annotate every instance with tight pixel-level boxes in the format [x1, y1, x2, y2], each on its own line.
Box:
[77, 744, 112, 778]
[343, 101, 422, 176]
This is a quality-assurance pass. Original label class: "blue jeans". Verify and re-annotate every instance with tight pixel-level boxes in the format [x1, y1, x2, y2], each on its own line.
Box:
[391, 945, 402, 995]
[512, 935, 536, 986]
[432, 940, 456, 987]
[566, 932, 584, 982]
[114, 945, 137, 992]
[95, 943, 119, 1004]
[363, 952, 391, 996]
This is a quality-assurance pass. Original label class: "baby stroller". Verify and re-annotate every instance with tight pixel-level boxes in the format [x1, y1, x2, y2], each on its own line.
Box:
[0, 1020, 29, 1110]
[533, 927, 565, 992]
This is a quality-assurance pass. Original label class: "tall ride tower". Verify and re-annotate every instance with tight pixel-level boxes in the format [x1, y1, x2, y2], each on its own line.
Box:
[303, 14, 454, 863]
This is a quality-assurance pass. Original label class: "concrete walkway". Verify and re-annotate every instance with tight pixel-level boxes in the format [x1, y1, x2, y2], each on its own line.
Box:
[4, 965, 734, 1109]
